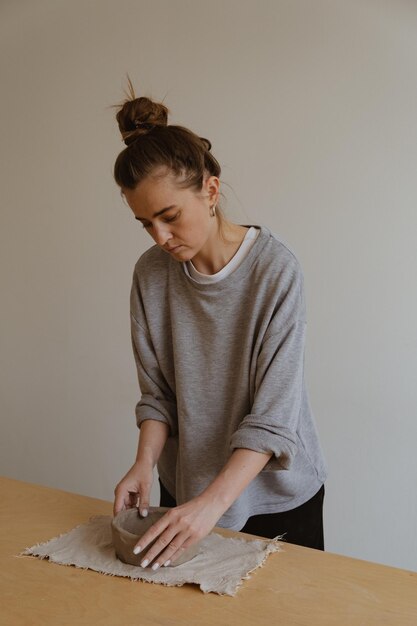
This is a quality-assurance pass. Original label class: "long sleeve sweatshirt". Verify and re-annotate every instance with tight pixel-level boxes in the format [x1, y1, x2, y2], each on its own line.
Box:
[130, 223, 328, 530]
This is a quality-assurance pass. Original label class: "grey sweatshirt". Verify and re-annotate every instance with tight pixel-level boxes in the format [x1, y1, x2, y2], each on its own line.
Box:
[130, 224, 328, 530]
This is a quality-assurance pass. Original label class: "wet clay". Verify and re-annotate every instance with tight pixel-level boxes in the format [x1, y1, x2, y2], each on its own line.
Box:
[111, 507, 201, 566]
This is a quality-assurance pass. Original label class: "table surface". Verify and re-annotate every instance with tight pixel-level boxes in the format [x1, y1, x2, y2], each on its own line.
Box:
[1, 476, 416, 626]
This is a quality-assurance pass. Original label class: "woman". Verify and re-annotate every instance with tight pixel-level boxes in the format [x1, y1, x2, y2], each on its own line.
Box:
[112, 80, 327, 571]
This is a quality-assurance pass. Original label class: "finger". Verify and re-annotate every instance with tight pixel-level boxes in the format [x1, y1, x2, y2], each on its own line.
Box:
[136, 525, 180, 567]
[146, 531, 191, 571]
[114, 485, 140, 516]
[132, 514, 171, 557]
[165, 538, 195, 567]
[140, 529, 190, 570]
[113, 491, 129, 516]
[137, 486, 150, 518]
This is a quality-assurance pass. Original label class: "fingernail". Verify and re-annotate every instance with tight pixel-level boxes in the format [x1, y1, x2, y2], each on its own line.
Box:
[141, 509, 148, 517]
[140, 559, 149, 568]
[133, 545, 141, 555]
[151, 562, 160, 571]
[163, 560, 171, 567]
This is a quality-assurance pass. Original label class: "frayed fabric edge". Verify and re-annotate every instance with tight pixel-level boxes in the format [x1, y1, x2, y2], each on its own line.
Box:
[228, 536, 283, 595]
[198, 534, 283, 596]
[19, 518, 104, 557]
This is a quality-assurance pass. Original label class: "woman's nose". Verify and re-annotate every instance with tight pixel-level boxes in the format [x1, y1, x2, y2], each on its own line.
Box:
[152, 223, 172, 247]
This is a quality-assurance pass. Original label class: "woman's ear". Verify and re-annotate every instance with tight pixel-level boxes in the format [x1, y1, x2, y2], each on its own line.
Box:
[205, 175, 220, 205]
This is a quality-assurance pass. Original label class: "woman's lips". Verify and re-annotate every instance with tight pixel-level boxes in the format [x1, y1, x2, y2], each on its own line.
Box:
[167, 245, 182, 252]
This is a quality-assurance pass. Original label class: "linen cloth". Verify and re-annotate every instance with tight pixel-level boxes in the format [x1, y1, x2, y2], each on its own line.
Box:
[22, 515, 281, 596]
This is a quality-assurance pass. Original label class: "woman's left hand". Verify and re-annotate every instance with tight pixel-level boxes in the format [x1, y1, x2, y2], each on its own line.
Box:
[133, 494, 226, 570]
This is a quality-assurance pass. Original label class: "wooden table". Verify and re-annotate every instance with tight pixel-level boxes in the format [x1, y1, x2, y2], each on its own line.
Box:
[1, 476, 416, 625]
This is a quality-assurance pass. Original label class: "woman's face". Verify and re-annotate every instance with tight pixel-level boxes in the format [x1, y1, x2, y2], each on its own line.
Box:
[122, 170, 219, 261]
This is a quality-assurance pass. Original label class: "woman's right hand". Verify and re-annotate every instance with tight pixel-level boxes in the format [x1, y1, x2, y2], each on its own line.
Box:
[113, 461, 154, 517]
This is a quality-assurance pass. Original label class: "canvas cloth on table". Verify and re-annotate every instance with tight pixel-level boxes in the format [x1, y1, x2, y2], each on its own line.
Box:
[21, 515, 281, 596]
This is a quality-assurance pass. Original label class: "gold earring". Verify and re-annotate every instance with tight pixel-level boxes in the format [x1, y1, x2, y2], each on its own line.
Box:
[210, 204, 217, 217]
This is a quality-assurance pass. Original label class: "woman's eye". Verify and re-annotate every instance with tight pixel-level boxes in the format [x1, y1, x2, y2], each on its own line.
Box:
[141, 212, 180, 229]
[165, 211, 180, 223]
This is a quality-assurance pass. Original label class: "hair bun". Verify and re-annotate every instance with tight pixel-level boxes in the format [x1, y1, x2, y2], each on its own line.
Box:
[115, 78, 170, 146]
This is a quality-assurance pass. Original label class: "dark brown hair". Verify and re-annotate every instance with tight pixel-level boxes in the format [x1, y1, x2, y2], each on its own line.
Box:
[112, 76, 227, 232]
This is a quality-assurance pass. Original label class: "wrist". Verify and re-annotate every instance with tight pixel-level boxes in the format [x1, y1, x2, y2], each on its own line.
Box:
[134, 451, 155, 470]
[198, 482, 234, 517]
[135, 420, 169, 468]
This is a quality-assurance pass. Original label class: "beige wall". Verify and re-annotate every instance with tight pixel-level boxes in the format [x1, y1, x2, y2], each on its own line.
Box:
[1, 0, 416, 571]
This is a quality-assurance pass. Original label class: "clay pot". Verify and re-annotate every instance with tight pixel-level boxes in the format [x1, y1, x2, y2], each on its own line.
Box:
[111, 507, 201, 567]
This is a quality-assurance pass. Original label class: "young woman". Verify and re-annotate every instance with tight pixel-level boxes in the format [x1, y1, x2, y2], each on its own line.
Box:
[112, 80, 327, 571]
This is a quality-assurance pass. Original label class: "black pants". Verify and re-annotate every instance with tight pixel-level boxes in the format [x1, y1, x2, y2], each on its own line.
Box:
[158, 478, 325, 550]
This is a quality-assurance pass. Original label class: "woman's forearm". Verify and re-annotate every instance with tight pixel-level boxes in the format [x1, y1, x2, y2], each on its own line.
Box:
[200, 448, 273, 512]
[135, 419, 170, 468]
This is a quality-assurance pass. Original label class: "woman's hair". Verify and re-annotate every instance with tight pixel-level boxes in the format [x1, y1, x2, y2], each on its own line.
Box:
[112, 76, 228, 235]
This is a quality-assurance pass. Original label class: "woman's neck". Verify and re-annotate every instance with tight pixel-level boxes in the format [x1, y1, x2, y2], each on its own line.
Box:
[190, 221, 250, 275]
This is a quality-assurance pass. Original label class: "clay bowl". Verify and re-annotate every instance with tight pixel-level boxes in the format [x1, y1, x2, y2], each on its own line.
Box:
[111, 506, 202, 567]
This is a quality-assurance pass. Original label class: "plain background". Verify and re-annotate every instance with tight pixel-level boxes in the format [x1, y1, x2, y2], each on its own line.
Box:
[1, 0, 416, 572]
